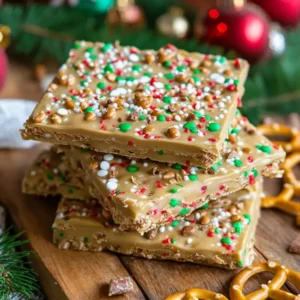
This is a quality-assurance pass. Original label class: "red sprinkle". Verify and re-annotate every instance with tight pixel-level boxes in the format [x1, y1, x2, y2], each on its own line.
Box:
[156, 181, 163, 188]
[227, 84, 236, 91]
[247, 156, 254, 163]
[128, 141, 134, 146]
[249, 174, 256, 185]
[207, 231, 214, 238]
[162, 238, 172, 244]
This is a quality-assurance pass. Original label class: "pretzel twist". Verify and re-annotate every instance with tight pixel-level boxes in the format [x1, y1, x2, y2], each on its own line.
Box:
[230, 261, 300, 300]
[164, 288, 228, 300]
[257, 124, 300, 153]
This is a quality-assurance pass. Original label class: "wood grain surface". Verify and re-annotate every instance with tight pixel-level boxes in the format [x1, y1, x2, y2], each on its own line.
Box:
[0, 61, 299, 300]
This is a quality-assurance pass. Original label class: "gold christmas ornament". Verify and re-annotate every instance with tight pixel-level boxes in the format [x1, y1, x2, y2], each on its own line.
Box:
[106, 0, 145, 29]
[0, 25, 11, 49]
[156, 7, 189, 39]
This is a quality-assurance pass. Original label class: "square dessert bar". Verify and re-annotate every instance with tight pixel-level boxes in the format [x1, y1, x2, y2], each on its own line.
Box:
[24, 115, 285, 234]
[21, 41, 249, 167]
[58, 116, 284, 233]
[53, 185, 261, 269]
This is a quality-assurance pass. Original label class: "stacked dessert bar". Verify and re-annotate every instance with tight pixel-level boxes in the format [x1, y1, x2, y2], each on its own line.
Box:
[21, 41, 285, 269]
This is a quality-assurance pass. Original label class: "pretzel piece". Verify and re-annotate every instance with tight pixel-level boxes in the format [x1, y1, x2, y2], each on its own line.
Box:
[257, 124, 300, 153]
[281, 152, 300, 195]
[165, 288, 228, 300]
[230, 261, 300, 300]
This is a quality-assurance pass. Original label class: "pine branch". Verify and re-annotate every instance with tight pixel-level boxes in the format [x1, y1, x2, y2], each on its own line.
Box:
[0, 230, 39, 300]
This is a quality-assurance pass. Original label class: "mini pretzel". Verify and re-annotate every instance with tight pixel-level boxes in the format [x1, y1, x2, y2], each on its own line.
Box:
[164, 288, 228, 300]
[261, 152, 300, 225]
[257, 124, 300, 153]
[230, 261, 300, 300]
[281, 152, 300, 195]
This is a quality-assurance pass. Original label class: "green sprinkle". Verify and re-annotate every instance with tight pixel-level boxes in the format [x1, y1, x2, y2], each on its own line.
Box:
[73, 43, 81, 49]
[234, 159, 243, 167]
[132, 65, 141, 72]
[59, 175, 67, 183]
[164, 84, 172, 90]
[243, 171, 249, 177]
[183, 122, 196, 130]
[157, 150, 164, 155]
[221, 237, 232, 245]
[177, 184, 184, 188]
[169, 199, 181, 207]
[171, 163, 182, 170]
[162, 96, 172, 104]
[59, 232, 64, 237]
[116, 76, 125, 83]
[191, 76, 200, 83]
[126, 165, 139, 173]
[193, 111, 202, 119]
[157, 115, 166, 122]
[104, 64, 114, 73]
[177, 65, 185, 72]
[163, 61, 172, 68]
[51, 226, 57, 231]
[89, 54, 97, 61]
[238, 261, 243, 267]
[193, 69, 200, 74]
[164, 73, 174, 80]
[144, 72, 152, 77]
[252, 168, 259, 177]
[217, 160, 222, 166]
[199, 203, 208, 210]
[232, 222, 243, 234]
[119, 123, 132, 132]
[83, 237, 88, 243]
[234, 79, 240, 86]
[101, 43, 112, 52]
[211, 165, 218, 172]
[204, 114, 211, 121]
[47, 174, 54, 180]
[97, 82, 106, 89]
[188, 174, 198, 181]
[80, 80, 87, 87]
[139, 115, 146, 121]
[171, 238, 176, 244]
[244, 214, 251, 224]
[126, 76, 136, 82]
[207, 122, 221, 132]
[86, 47, 95, 53]
[68, 188, 74, 194]
[116, 190, 121, 195]
[170, 188, 178, 193]
[81, 148, 89, 152]
[231, 128, 240, 134]
[256, 145, 272, 154]
[171, 220, 179, 228]
[215, 228, 220, 234]
[84, 107, 94, 114]
[180, 207, 190, 216]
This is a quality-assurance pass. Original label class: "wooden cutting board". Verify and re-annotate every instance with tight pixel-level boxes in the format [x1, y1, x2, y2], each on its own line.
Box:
[0, 61, 299, 300]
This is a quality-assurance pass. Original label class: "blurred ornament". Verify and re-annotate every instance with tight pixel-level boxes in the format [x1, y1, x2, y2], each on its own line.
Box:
[0, 49, 8, 90]
[76, 0, 114, 13]
[0, 25, 11, 49]
[202, 1, 270, 62]
[250, 0, 300, 27]
[156, 7, 189, 39]
[269, 25, 286, 56]
[106, 0, 144, 28]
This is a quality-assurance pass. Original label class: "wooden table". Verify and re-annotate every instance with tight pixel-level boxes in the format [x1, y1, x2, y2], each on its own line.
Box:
[0, 61, 299, 300]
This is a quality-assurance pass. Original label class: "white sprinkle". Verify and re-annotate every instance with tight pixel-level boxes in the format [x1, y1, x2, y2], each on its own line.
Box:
[100, 161, 110, 170]
[103, 154, 114, 161]
[30, 170, 36, 176]
[268, 261, 276, 268]
[106, 181, 118, 190]
[159, 226, 165, 233]
[97, 170, 108, 177]
[187, 238, 193, 244]
[57, 108, 68, 116]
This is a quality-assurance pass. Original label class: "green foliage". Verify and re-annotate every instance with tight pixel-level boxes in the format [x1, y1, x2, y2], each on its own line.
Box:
[0, 4, 300, 124]
[0, 230, 39, 299]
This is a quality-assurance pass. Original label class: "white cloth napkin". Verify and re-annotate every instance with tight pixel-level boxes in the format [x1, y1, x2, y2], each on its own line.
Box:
[0, 99, 37, 148]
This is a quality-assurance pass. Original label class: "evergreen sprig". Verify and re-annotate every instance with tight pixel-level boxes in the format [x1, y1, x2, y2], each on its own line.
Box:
[0, 230, 39, 300]
[0, 3, 300, 123]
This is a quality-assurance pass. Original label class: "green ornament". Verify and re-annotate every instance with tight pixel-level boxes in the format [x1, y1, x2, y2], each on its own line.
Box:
[119, 123, 132, 132]
[76, 0, 114, 13]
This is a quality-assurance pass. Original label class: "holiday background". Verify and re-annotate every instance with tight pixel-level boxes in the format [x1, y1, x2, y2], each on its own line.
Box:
[0, 0, 299, 299]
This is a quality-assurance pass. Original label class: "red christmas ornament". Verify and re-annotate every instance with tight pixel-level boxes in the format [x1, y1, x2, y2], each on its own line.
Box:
[202, 4, 270, 62]
[250, 0, 300, 27]
[0, 49, 8, 91]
